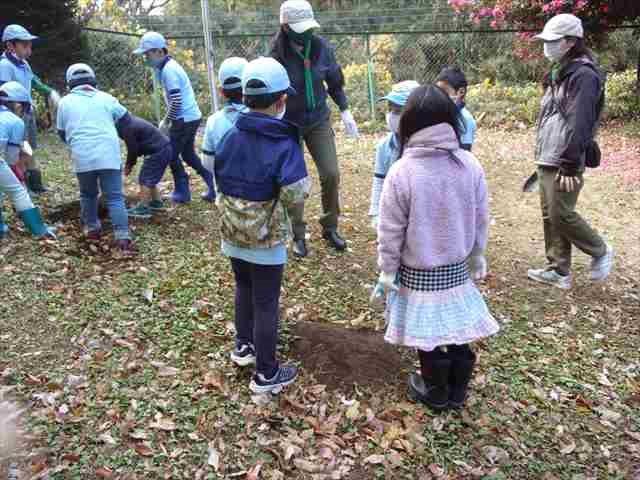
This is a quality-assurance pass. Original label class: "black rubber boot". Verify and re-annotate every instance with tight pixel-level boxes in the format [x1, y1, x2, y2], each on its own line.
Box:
[448, 346, 477, 409]
[408, 349, 451, 411]
[322, 229, 346, 251]
[26, 169, 48, 194]
[293, 238, 308, 258]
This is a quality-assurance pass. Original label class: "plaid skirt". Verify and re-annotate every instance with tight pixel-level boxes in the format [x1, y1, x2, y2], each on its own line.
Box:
[384, 262, 499, 352]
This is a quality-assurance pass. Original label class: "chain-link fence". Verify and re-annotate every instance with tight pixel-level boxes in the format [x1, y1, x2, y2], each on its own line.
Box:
[82, 23, 639, 124]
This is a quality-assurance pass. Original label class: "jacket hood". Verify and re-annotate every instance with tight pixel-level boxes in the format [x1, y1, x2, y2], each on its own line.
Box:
[405, 123, 460, 152]
[235, 111, 299, 139]
[551, 56, 604, 85]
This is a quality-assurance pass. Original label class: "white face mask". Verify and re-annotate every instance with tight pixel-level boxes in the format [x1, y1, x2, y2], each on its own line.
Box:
[276, 104, 286, 120]
[386, 112, 400, 134]
[544, 39, 570, 63]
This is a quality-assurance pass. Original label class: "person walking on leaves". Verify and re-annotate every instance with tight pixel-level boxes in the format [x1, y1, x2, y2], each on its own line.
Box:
[527, 14, 614, 290]
[0, 24, 61, 195]
[133, 32, 216, 204]
[271, 0, 359, 257]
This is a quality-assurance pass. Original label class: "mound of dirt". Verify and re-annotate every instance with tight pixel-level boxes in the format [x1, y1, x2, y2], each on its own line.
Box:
[290, 321, 409, 391]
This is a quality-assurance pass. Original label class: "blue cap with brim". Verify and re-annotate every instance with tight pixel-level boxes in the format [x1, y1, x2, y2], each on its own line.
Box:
[0, 81, 30, 103]
[133, 31, 167, 54]
[242, 57, 297, 96]
[378, 80, 421, 107]
[219, 57, 249, 90]
[2, 25, 38, 42]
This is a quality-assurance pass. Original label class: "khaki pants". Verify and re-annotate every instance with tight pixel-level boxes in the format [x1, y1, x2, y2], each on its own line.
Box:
[289, 117, 340, 239]
[538, 166, 606, 276]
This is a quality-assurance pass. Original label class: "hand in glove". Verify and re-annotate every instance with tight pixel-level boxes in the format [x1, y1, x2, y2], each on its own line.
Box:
[48, 90, 61, 113]
[370, 271, 399, 303]
[468, 253, 488, 281]
[340, 110, 359, 138]
[159, 117, 171, 135]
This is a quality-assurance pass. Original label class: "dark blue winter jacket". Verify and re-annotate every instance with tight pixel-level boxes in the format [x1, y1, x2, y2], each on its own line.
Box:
[116, 113, 170, 169]
[215, 112, 307, 202]
[271, 33, 349, 128]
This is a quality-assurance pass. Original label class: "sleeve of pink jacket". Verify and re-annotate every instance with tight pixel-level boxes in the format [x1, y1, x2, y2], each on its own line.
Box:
[377, 167, 409, 274]
[473, 166, 490, 254]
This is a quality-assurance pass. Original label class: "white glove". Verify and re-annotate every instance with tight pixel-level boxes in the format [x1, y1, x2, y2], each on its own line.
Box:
[370, 271, 398, 303]
[159, 117, 170, 135]
[341, 110, 359, 138]
[468, 254, 488, 281]
[21, 141, 33, 157]
[370, 215, 378, 231]
[48, 90, 61, 112]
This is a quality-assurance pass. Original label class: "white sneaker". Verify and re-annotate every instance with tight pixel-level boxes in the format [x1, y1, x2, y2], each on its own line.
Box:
[590, 243, 614, 282]
[527, 268, 572, 290]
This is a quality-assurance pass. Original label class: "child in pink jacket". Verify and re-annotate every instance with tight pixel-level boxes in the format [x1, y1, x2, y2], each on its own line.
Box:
[374, 84, 499, 411]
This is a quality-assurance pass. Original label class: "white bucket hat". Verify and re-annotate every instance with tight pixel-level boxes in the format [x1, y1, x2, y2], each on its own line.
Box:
[280, 0, 320, 34]
[535, 14, 584, 42]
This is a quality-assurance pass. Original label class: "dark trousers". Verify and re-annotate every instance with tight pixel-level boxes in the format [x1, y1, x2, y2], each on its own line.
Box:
[231, 258, 284, 378]
[289, 118, 340, 239]
[538, 166, 606, 276]
[169, 119, 210, 182]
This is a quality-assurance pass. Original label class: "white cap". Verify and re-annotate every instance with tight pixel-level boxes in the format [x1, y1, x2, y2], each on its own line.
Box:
[133, 32, 167, 54]
[280, 0, 320, 34]
[218, 57, 249, 90]
[242, 57, 296, 96]
[66, 63, 96, 86]
[535, 14, 584, 42]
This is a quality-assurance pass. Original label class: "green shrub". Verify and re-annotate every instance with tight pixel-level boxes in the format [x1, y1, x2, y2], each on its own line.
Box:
[466, 79, 542, 127]
[605, 69, 640, 120]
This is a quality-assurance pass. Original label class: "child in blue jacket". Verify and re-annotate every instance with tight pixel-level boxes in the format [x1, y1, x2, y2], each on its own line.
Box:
[436, 66, 477, 151]
[368, 80, 419, 230]
[0, 81, 55, 238]
[116, 113, 172, 219]
[215, 57, 310, 395]
[133, 32, 215, 203]
[202, 57, 249, 176]
[56, 64, 133, 253]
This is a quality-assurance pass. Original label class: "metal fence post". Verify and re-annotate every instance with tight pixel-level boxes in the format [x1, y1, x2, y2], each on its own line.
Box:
[201, 0, 219, 112]
[366, 33, 376, 121]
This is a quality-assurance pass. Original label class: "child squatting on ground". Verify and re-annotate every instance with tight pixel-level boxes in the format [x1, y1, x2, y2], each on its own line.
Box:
[373, 84, 500, 411]
[133, 32, 216, 204]
[56, 63, 134, 253]
[0, 81, 55, 239]
[202, 57, 249, 174]
[116, 112, 172, 219]
[368, 80, 420, 230]
[435, 66, 477, 152]
[215, 57, 310, 395]
[0, 24, 61, 195]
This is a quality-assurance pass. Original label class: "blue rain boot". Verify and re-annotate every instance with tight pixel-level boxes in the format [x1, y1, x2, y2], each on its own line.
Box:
[18, 207, 56, 239]
[0, 210, 8, 239]
[171, 175, 191, 204]
[200, 169, 216, 202]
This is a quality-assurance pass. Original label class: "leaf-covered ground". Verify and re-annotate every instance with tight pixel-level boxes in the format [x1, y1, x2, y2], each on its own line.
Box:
[1, 125, 639, 480]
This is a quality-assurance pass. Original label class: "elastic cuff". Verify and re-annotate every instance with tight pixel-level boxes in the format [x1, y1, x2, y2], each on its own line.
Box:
[114, 230, 131, 241]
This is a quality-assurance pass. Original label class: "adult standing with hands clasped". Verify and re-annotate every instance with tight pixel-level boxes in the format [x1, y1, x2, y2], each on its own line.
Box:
[271, 0, 359, 257]
[527, 14, 614, 290]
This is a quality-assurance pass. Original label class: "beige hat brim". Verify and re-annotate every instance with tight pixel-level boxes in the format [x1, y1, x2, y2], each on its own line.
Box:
[288, 19, 320, 33]
[534, 31, 565, 42]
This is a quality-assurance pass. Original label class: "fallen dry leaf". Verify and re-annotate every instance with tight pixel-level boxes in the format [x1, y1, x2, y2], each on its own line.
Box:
[132, 443, 153, 457]
[95, 467, 114, 478]
[363, 454, 385, 465]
